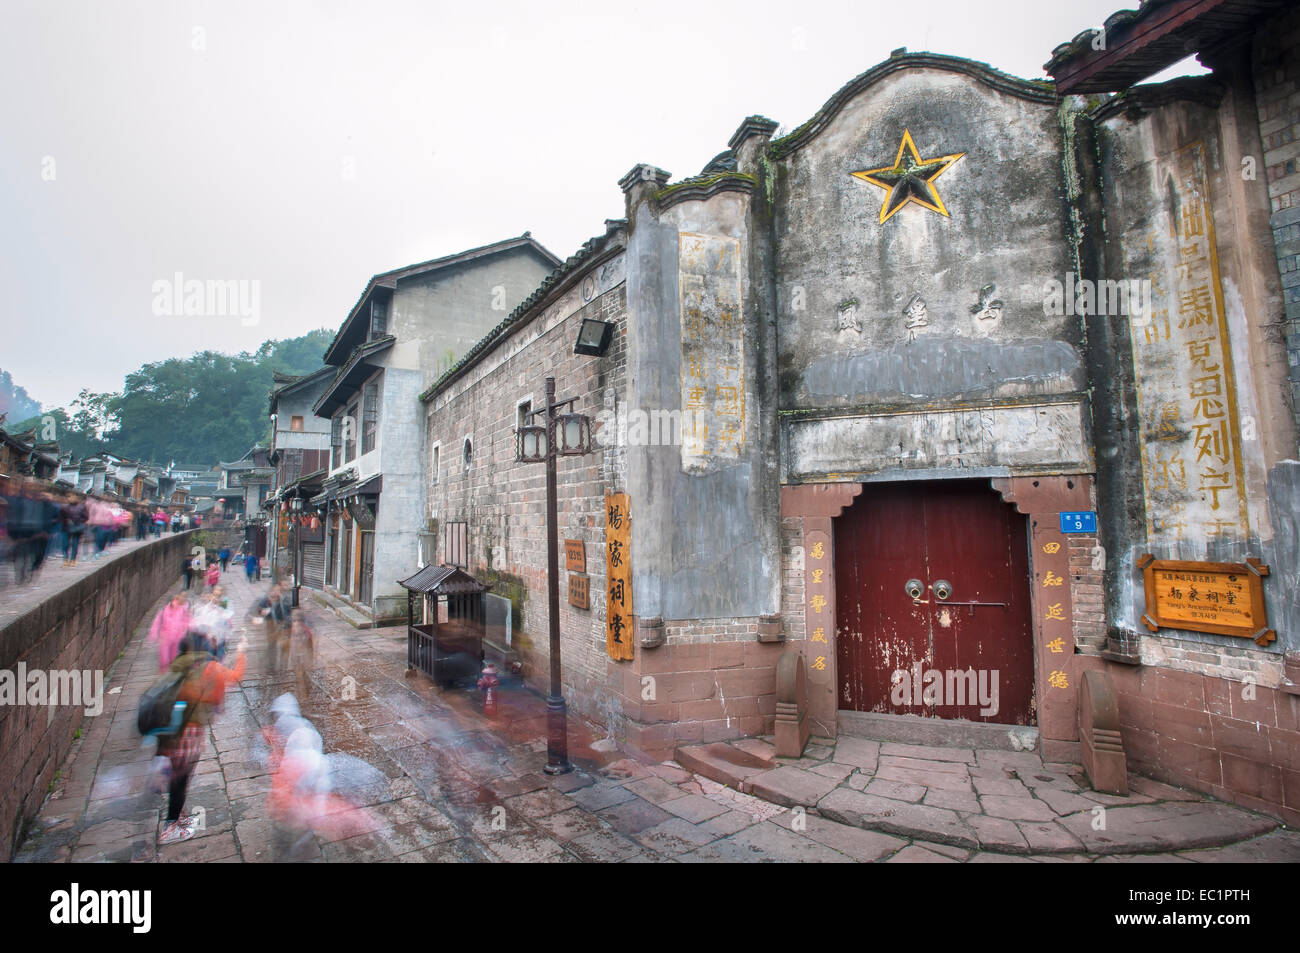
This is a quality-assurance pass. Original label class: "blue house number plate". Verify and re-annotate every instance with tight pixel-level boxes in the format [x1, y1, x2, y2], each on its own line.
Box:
[1059, 511, 1097, 534]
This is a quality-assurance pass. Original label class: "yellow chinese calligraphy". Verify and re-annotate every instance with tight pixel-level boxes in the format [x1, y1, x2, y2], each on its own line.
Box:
[1043, 571, 1064, 588]
[811, 627, 827, 643]
[1048, 670, 1069, 689]
[1046, 637, 1065, 654]
[1045, 603, 1065, 622]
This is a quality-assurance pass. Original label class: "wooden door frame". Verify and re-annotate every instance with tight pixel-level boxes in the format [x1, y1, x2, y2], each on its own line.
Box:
[781, 474, 1095, 761]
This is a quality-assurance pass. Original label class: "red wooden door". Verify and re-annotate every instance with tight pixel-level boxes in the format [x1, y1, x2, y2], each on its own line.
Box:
[834, 480, 1036, 725]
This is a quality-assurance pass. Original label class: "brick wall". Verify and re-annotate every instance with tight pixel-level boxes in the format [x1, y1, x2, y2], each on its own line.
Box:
[1254, 5, 1300, 425]
[0, 530, 195, 861]
[425, 282, 627, 730]
[1101, 660, 1300, 825]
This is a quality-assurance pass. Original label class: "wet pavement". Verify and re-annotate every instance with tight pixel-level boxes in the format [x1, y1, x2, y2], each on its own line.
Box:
[13, 571, 1300, 863]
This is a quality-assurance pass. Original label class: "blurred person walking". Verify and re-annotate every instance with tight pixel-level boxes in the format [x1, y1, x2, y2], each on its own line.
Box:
[148, 594, 192, 672]
[61, 494, 88, 566]
[156, 633, 247, 845]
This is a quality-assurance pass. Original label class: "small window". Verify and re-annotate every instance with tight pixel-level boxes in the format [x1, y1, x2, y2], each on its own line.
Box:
[430, 444, 440, 485]
[331, 413, 343, 469]
[463, 437, 473, 471]
[290, 415, 304, 432]
[370, 300, 387, 338]
[362, 381, 379, 454]
[345, 402, 359, 462]
[517, 399, 532, 431]
[445, 520, 468, 568]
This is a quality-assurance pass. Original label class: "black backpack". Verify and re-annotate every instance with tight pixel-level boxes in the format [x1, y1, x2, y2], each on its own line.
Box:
[137, 654, 211, 736]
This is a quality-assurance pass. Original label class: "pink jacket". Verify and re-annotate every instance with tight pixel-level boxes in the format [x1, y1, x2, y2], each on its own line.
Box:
[149, 602, 192, 672]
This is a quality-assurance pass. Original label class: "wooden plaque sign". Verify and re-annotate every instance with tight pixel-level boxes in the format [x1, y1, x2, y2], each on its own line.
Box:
[568, 573, 590, 610]
[564, 539, 586, 573]
[1138, 554, 1275, 645]
[605, 493, 633, 661]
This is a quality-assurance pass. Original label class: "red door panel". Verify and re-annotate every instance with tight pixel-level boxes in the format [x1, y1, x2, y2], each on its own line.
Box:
[834, 480, 1036, 726]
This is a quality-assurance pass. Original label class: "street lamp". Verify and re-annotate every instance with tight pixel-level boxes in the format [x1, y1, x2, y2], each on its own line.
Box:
[515, 376, 594, 775]
[290, 494, 303, 608]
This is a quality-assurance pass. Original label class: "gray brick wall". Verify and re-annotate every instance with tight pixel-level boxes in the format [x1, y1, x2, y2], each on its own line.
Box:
[425, 283, 628, 723]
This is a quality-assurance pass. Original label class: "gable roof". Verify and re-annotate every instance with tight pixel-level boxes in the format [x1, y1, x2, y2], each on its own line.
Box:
[323, 233, 562, 366]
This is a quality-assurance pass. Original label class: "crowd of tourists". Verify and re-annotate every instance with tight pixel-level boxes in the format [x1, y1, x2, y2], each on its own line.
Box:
[0, 475, 198, 588]
[143, 555, 318, 847]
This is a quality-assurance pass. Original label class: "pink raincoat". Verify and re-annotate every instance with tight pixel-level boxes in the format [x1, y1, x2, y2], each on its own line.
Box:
[148, 601, 192, 672]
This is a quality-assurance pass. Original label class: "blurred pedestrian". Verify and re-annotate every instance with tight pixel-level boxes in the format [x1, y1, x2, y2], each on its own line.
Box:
[218, 546, 231, 572]
[288, 609, 315, 699]
[157, 633, 247, 845]
[61, 494, 88, 566]
[148, 594, 192, 672]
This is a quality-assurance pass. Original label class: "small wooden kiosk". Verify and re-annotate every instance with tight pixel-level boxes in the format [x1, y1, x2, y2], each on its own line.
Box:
[398, 564, 491, 688]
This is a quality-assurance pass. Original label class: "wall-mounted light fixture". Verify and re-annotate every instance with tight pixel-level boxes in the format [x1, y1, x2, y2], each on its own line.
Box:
[574, 318, 613, 356]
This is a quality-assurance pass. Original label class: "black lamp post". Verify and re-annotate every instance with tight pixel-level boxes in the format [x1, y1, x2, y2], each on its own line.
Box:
[290, 494, 303, 608]
[515, 376, 594, 775]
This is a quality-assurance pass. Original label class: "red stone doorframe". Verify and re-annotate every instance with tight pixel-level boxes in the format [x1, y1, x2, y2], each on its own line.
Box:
[780, 483, 862, 737]
[782, 476, 1095, 762]
[991, 475, 1096, 764]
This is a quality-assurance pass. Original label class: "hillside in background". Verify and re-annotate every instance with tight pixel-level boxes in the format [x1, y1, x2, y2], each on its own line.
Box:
[7, 328, 335, 466]
[0, 369, 43, 423]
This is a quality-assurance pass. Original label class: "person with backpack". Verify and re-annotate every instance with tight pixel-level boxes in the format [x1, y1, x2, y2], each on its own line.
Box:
[155, 633, 247, 845]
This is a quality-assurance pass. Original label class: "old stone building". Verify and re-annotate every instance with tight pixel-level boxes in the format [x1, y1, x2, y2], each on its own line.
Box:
[312, 234, 560, 624]
[417, 0, 1300, 825]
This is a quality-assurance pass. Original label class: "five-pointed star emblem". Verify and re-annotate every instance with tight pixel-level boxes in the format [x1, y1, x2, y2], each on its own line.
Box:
[851, 129, 965, 224]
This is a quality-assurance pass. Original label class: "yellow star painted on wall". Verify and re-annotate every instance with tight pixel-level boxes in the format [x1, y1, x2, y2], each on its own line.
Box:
[851, 129, 965, 224]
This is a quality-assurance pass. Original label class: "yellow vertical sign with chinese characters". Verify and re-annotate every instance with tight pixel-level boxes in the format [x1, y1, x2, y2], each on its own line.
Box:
[1129, 142, 1249, 546]
[605, 493, 634, 661]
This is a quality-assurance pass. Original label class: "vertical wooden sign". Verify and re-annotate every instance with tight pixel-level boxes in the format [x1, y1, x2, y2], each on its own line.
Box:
[605, 493, 633, 661]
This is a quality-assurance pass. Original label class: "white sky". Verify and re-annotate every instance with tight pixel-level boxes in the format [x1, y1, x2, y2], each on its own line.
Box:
[0, 0, 1208, 409]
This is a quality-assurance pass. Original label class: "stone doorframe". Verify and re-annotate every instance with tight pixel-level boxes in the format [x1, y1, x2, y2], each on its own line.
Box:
[780, 475, 1097, 762]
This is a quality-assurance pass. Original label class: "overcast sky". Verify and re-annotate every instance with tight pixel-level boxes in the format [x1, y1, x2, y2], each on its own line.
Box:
[0, 0, 1205, 410]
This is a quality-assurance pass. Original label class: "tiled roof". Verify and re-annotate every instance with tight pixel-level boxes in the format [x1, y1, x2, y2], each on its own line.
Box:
[324, 233, 564, 366]
[419, 220, 628, 403]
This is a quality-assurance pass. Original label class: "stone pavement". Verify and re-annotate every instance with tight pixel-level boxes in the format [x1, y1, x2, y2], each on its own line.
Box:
[12, 570, 1300, 863]
[0, 533, 162, 628]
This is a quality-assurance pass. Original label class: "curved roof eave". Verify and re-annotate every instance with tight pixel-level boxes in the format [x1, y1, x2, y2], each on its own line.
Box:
[766, 51, 1057, 162]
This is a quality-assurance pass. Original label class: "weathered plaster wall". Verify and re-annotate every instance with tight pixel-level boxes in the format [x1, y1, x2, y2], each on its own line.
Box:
[1088, 81, 1299, 661]
[624, 185, 782, 622]
[771, 65, 1088, 485]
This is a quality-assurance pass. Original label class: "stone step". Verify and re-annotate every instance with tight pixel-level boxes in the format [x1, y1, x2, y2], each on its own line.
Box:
[674, 742, 774, 789]
[838, 710, 1038, 753]
[309, 590, 375, 629]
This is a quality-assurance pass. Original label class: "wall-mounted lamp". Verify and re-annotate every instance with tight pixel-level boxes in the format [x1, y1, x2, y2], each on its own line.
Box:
[574, 318, 613, 356]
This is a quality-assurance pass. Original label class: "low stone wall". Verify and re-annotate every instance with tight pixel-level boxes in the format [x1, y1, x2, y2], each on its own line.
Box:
[0, 530, 196, 861]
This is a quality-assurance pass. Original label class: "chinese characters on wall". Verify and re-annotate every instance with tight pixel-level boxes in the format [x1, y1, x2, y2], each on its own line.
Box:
[679, 232, 746, 472]
[605, 493, 633, 661]
[1130, 143, 1249, 548]
[803, 529, 833, 695]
